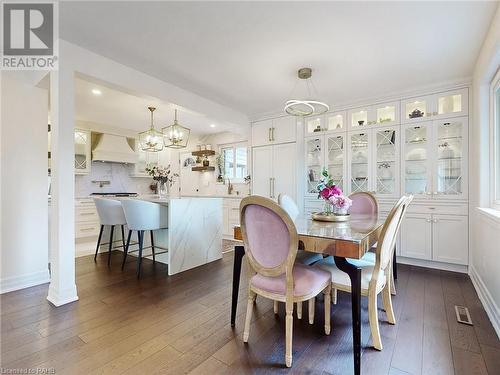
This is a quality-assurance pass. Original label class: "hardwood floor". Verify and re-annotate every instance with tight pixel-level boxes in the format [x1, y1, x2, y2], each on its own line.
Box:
[1, 245, 499, 374]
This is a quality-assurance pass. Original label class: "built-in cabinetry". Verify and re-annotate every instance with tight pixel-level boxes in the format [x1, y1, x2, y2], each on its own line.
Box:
[74, 129, 91, 175]
[75, 198, 100, 239]
[223, 198, 241, 239]
[252, 142, 296, 201]
[299, 86, 469, 269]
[251, 116, 296, 147]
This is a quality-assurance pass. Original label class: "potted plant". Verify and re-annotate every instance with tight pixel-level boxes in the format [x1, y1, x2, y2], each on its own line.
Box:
[215, 153, 225, 182]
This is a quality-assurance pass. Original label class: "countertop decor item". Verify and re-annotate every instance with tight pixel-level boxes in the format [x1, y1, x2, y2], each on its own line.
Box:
[162, 108, 190, 149]
[138, 106, 164, 152]
[284, 67, 329, 116]
[314, 168, 352, 221]
[409, 108, 424, 118]
[145, 164, 179, 198]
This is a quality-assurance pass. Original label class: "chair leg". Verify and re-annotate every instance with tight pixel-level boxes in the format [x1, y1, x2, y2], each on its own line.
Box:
[308, 298, 315, 324]
[94, 225, 104, 262]
[137, 230, 144, 278]
[273, 300, 279, 314]
[122, 230, 132, 270]
[243, 289, 256, 343]
[390, 268, 396, 295]
[107, 225, 115, 267]
[369, 291, 383, 350]
[383, 282, 396, 325]
[296, 301, 302, 319]
[121, 225, 126, 252]
[331, 288, 337, 304]
[285, 300, 294, 367]
[324, 284, 331, 335]
[150, 230, 156, 264]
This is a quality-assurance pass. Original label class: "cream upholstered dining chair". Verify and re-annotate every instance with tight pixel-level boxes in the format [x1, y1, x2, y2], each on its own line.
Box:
[240, 196, 332, 367]
[278, 194, 323, 320]
[314, 195, 410, 351]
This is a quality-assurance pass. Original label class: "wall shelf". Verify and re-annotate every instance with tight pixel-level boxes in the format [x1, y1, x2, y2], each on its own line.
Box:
[192, 166, 215, 172]
[192, 150, 215, 157]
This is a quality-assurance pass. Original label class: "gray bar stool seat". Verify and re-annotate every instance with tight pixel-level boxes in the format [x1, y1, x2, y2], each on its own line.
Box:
[93, 198, 127, 266]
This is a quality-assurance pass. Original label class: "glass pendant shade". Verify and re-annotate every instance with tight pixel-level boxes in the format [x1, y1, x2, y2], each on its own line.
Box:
[139, 107, 164, 152]
[162, 109, 190, 149]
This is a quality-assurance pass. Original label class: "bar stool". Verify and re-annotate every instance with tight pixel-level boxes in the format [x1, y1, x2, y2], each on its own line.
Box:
[93, 198, 127, 266]
[121, 199, 167, 278]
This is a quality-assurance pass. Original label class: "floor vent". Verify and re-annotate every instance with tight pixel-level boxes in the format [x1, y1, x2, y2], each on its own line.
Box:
[455, 305, 473, 325]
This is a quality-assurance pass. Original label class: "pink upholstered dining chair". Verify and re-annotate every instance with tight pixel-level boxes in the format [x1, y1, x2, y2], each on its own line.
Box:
[349, 191, 378, 215]
[240, 196, 332, 368]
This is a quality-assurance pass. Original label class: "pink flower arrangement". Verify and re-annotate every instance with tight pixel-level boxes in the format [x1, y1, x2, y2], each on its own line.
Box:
[317, 168, 352, 214]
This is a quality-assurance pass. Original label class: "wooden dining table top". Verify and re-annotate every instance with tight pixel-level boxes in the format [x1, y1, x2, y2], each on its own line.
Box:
[233, 213, 385, 259]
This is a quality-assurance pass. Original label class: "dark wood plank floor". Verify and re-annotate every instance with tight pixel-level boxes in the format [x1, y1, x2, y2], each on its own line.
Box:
[1, 243, 499, 374]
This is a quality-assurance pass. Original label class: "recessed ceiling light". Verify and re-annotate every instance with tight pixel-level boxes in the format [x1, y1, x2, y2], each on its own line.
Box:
[210, 124, 216, 128]
[92, 89, 102, 96]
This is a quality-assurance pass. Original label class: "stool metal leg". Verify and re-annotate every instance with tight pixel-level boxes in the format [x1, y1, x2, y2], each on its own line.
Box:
[122, 230, 132, 270]
[150, 230, 156, 264]
[108, 225, 115, 267]
[94, 225, 104, 262]
[137, 230, 144, 278]
[121, 225, 126, 252]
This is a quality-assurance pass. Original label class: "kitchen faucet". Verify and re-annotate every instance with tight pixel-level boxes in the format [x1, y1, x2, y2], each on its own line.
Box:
[227, 179, 233, 195]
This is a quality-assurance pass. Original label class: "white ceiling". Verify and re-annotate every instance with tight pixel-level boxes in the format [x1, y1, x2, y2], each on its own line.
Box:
[61, 1, 497, 118]
[74, 76, 233, 134]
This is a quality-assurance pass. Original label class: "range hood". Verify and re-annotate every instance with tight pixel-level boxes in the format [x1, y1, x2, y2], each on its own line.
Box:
[92, 134, 139, 164]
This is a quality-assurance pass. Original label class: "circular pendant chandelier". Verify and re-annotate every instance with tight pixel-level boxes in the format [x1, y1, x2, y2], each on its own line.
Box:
[284, 68, 329, 117]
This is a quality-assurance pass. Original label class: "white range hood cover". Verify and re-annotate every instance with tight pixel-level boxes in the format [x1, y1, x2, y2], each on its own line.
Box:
[92, 134, 138, 164]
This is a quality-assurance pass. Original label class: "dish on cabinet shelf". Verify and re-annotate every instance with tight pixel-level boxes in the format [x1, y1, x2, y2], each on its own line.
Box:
[406, 148, 427, 161]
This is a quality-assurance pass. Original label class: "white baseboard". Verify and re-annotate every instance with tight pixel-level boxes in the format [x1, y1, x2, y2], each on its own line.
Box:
[396, 256, 468, 273]
[0, 269, 50, 294]
[46, 283, 79, 306]
[469, 265, 500, 339]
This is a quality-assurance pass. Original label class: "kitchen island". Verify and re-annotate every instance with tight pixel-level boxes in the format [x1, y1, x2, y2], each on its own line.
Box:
[99, 196, 223, 275]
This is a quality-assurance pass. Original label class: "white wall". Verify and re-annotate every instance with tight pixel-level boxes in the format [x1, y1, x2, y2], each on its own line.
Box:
[469, 6, 500, 336]
[0, 72, 50, 293]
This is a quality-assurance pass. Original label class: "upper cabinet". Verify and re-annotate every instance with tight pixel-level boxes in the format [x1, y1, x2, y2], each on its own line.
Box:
[74, 129, 91, 175]
[304, 111, 346, 136]
[401, 88, 468, 123]
[401, 117, 468, 200]
[348, 101, 400, 129]
[252, 116, 296, 147]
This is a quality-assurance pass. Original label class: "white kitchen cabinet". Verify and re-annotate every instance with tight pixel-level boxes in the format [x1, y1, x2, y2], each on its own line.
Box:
[400, 213, 432, 260]
[432, 215, 468, 265]
[304, 111, 346, 136]
[75, 198, 100, 239]
[347, 126, 400, 198]
[74, 129, 91, 175]
[222, 198, 242, 239]
[402, 117, 468, 200]
[401, 88, 468, 123]
[251, 116, 296, 147]
[252, 143, 296, 201]
[348, 101, 400, 130]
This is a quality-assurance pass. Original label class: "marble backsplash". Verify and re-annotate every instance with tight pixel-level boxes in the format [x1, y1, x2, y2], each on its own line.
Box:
[75, 162, 153, 197]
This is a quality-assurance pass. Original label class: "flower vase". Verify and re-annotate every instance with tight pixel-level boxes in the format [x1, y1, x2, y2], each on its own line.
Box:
[157, 181, 169, 198]
[323, 202, 333, 215]
[333, 206, 348, 216]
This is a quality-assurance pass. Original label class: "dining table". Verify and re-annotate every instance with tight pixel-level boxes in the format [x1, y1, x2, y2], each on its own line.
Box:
[230, 213, 391, 375]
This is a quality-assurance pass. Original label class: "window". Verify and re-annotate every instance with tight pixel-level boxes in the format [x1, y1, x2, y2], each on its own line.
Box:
[221, 143, 247, 181]
[491, 68, 500, 210]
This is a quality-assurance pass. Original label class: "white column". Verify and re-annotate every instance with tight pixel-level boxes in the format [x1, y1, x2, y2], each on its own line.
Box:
[47, 65, 78, 306]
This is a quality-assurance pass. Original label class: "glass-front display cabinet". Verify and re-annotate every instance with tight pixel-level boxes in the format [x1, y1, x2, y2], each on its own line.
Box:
[375, 127, 399, 196]
[401, 88, 468, 123]
[74, 129, 91, 175]
[402, 123, 432, 197]
[305, 134, 346, 195]
[402, 117, 467, 199]
[433, 117, 467, 199]
[304, 111, 346, 135]
[348, 101, 399, 129]
[348, 132, 370, 193]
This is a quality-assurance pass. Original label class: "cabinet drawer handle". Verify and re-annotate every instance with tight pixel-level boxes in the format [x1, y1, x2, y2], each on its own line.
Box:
[81, 227, 96, 231]
[268, 128, 272, 142]
[271, 127, 275, 142]
[80, 212, 95, 216]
